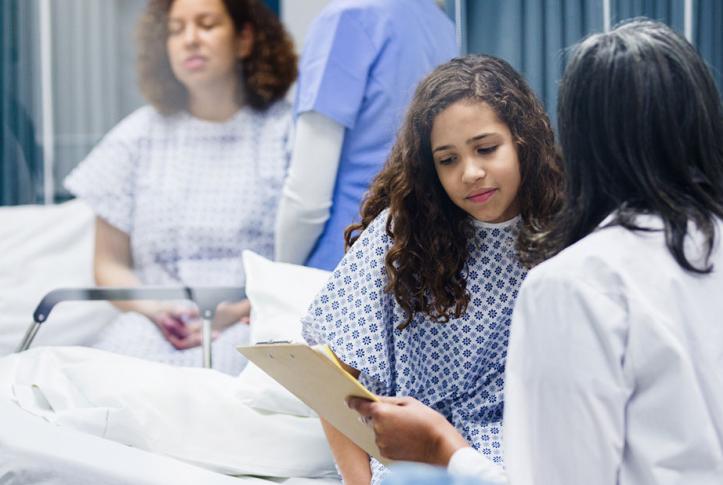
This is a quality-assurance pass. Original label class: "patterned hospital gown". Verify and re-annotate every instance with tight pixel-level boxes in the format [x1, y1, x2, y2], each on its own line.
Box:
[302, 210, 526, 484]
[64, 102, 290, 375]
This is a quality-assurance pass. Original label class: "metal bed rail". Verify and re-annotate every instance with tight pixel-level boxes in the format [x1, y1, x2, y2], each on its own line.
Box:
[16, 286, 245, 369]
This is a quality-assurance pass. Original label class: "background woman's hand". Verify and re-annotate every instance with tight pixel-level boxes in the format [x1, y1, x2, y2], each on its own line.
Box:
[150, 298, 252, 349]
[347, 396, 469, 465]
[150, 305, 205, 350]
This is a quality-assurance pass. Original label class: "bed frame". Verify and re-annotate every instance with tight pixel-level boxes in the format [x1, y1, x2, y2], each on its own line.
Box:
[16, 286, 245, 368]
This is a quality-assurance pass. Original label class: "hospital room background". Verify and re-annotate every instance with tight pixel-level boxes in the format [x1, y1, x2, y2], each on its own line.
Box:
[2, 0, 721, 207]
[0, 1, 722, 484]
[2, 0, 721, 209]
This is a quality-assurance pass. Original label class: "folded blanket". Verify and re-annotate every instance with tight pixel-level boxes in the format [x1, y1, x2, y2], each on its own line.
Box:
[0, 346, 336, 479]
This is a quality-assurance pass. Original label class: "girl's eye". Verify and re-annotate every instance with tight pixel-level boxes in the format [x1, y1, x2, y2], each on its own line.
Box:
[438, 156, 456, 166]
[477, 146, 498, 155]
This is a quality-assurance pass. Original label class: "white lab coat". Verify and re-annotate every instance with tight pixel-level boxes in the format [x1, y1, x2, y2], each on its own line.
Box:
[450, 215, 723, 485]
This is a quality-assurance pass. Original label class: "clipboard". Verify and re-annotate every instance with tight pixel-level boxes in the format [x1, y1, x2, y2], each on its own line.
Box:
[237, 342, 390, 465]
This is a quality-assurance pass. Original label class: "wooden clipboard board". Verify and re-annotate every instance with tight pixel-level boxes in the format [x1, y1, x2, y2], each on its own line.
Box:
[237, 343, 390, 465]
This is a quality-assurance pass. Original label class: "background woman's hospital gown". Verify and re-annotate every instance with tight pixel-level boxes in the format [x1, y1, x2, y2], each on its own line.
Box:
[64, 102, 290, 375]
[302, 211, 526, 483]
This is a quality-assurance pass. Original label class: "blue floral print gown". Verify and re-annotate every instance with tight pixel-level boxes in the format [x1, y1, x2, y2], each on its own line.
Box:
[302, 210, 527, 483]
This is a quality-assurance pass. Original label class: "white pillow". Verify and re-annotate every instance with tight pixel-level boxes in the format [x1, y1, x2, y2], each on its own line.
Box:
[237, 250, 330, 417]
[242, 250, 330, 345]
[0, 200, 118, 356]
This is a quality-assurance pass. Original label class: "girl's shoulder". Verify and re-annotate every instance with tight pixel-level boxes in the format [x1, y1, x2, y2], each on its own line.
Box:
[348, 209, 393, 253]
[332, 209, 394, 278]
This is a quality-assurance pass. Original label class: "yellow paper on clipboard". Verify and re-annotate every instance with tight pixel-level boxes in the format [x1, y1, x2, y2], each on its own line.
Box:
[237, 342, 390, 465]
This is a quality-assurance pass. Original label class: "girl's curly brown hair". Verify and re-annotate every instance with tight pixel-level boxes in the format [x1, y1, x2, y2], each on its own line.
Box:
[345, 55, 563, 329]
[137, 0, 297, 113]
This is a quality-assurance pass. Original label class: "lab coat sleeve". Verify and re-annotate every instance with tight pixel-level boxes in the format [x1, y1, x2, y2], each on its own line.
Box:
[503, 269, 631, 485]
[448, 447, 508, 484]
[274, 111, 344, 265]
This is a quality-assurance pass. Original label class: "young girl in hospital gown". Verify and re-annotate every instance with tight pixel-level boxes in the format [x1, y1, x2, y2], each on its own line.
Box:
[64, 0, 296, 375]
[302, 55, 564, 485]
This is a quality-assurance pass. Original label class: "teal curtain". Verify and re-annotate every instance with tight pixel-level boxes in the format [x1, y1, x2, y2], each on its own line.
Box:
[0, 0, 43, 205]
[695, 0, 722, 91]
[461, 0, 604, 128]
[611, 0, 685, 30]
[458, 0, 720, 126]
[262, 0, 279, 16]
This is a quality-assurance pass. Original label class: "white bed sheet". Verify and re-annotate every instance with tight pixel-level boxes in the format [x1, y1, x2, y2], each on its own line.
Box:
[0, 347, 337, 479]
[0, 399, 339, 485]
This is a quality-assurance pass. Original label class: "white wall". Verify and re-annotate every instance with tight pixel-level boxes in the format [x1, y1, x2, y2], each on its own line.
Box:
[281, 0, 331, 51]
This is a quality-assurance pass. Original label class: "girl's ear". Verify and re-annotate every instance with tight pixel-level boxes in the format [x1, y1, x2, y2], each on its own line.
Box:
[236, 22, 254, 60]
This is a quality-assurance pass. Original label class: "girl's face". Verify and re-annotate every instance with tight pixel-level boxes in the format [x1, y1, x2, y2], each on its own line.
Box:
[166, 0, 253, 94]
[431, 100, 521, 223]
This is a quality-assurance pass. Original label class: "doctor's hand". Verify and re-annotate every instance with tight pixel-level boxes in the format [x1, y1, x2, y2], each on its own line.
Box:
[150, 305, 209, 350]
[347, 396, 469, 466]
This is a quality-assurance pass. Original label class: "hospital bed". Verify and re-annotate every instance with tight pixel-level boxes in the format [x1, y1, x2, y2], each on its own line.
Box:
[0, 200, 341, 484]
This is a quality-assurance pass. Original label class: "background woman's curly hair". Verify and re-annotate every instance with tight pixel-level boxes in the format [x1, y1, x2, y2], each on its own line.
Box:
[345, 55, 563, 329]
[137, 0, 297, 113]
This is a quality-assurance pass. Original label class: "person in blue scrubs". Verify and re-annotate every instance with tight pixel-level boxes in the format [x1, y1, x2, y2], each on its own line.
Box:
[274, 0, 457, 270]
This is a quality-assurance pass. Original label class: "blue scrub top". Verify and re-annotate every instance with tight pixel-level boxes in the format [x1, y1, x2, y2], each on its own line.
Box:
[295, 0, 457, 271]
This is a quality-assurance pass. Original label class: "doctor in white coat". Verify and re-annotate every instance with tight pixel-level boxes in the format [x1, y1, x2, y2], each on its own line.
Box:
[349, 18, 723, 485]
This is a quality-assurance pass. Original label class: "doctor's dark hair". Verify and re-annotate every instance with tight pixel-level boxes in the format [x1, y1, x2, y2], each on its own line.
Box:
[345, 55, 563, 329]
[137, 0, 296, 113]
[551, 19, 723, 272]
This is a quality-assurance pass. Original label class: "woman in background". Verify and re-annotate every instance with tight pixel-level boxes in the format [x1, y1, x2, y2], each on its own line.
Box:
[64, 0, 296, 375]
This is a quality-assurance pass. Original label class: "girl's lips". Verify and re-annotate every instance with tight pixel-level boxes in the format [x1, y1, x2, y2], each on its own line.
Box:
[466, 189, 497, 204]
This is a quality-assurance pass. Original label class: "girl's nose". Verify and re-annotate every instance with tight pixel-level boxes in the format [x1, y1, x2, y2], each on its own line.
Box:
[462, 159, 486, 184]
